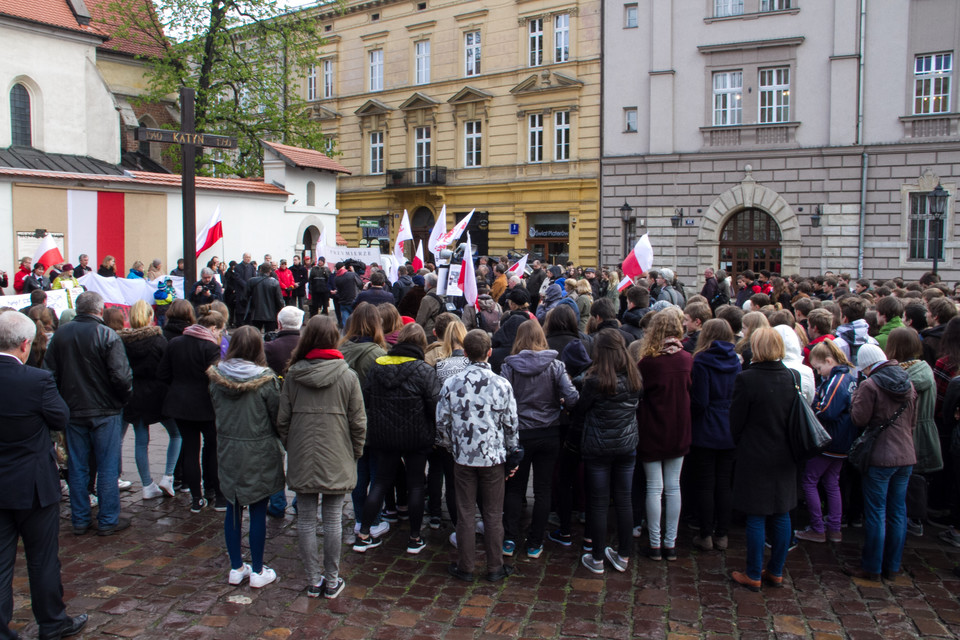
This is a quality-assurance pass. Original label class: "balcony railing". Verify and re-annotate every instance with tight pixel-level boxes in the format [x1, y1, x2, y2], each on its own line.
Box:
[384, 166, 447, 188]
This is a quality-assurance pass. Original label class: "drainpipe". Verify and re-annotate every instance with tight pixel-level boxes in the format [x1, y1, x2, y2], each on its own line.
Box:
[856, 0, 867, 278]
[597, 0, 605, 269]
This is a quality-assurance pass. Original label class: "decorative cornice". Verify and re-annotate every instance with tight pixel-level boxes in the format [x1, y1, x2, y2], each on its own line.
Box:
[698, 36, 804, 54]
[360, 29, 389, 41]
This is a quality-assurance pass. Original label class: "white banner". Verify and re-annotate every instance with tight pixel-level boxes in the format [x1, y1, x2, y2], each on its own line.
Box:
[318, 246, 383, 267]
[78, 273, 185, 306]
[0, 287, 83, 317]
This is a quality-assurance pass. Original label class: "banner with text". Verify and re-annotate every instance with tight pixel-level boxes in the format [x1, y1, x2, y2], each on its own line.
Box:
[317, 246, 383, 267]
[0, 287, 84, 317]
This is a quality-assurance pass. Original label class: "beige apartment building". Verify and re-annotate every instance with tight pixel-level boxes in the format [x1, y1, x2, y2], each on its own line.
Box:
[302, 0, 601, 265]
[602, 0, 960, 286]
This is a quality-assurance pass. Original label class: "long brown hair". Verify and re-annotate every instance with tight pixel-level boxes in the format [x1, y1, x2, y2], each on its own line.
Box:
[511, 319, 549, 355]
[165, 299, 196, 325]
[288, 315, 341, 372]
[884, 326, 922, 363]
[439, 318, 467, 359]
[223, 325, 267, 366]
[339, 301, 387, 348]
[638, 307, 684, 359]
[693, 318, 734, 357]
[377, 302, 403, 335]
[586, 329, 642, 394]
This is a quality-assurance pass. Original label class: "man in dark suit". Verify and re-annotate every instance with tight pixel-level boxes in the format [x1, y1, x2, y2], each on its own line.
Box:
[0, 310, 87, 640]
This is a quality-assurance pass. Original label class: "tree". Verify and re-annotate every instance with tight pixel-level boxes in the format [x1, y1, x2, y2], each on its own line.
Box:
[112, 0, 338, 177]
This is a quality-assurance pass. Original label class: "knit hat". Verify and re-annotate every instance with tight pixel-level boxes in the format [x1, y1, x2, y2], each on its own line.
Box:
[856, 343, 887, 373]
[412, 275, 425, 287]
[651, 300, 674, 312]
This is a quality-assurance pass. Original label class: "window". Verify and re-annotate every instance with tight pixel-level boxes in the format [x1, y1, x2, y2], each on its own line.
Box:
[306, 181, 316, 206]
[465, 31, 481, 76]
[554, 14, 569, 63]
[528, 114, 543, 163]
[371, 12, 380, 21]
[370, 131, 384, 175]
[417, 2, 426, 10]
[714, 0, 744, 17]
[528, 19, 543, 67]
[465, 120, 482, 167]
[369, 49, 384, 92]
[415, 126, 431, 183]
[761, 0, 790, 9]
[759, 67, 790, 123]
[306, 64, 318, 101]
[624, 108, 638, 132]
[624, 4, 638, 28]
[909, 192, 947, 260]
[713, 71, 743, 126]
[10, 84, 31, 147]
[554, 111, 570, 161]
[322, 60, 334, 98]
[914, 53, 952, 115]
[415, 40, 431, 85]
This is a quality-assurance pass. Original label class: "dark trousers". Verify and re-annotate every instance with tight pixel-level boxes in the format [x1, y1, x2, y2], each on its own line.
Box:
[503, 434, 559, 547]
[309, 291, 330, 317]
[177, 419, 219, 501]
[689, 446, 735, 538]
[362, 450, 428, 539]
[427, 448, 457, 525]
[454, 463, 505, 574]
[554, 445, 584, 535]
[0, 500, 68, 640]
[251, 320, 278, 333]
[584, 453, 635, 559]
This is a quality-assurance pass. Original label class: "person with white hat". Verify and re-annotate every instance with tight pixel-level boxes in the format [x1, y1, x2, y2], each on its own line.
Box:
[846, 343, 917, 582]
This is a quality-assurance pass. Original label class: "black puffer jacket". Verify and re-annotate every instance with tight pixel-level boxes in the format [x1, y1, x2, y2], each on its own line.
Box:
[491, 310, 533, 374]
[119, 326, 168, 424]
[44, 314, 132, 422]
[362, 348, 442, 452]
[577, 374, 640, 458]
[157, 331, 220, 421]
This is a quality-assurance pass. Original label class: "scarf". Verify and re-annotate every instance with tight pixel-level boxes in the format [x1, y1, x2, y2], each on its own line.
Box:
[218, 358, 269, 379]
[305, 348, 344, 360]
[659, 337, 684, 356]
[183, 324, 220, 345]
[388, 342, 425, 360]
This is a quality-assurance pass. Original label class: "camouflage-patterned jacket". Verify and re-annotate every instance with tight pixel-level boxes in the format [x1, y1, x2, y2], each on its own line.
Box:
[436, 361, 519, 467]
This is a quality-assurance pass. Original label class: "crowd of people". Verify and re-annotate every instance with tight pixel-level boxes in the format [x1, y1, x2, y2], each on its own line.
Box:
[4, 247, 960, 639]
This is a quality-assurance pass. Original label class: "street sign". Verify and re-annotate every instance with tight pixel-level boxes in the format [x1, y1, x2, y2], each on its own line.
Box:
[136, 127, 237, 149]
[510, 223, 519, 235]
[358, 219, 382, 228]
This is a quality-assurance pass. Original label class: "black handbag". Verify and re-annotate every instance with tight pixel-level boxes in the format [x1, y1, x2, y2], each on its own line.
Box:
[847, 401, 909, 473]
[788, 369, 833, 461]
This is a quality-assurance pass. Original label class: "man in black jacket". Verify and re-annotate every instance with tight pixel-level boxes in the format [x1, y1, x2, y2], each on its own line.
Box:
[0, 311, 88, 640]
[245, 263, 285, 332]
[44, 291, 133, 537]
[187, 267, 224, 309]
[525, 260, 547, 313]
[334, 263, 363, 328]
[290, 255, 308, 311]
[308, 257, 331, 317]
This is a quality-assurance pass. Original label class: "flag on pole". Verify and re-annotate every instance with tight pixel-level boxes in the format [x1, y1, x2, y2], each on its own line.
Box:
[617, 275, 634, 292]
[391, 210, 413, 281]
[413, 240, 424, 272]
[621, 234, 653, 280]
[315, 225, 330, 258]
[457, 232, 478, 308]
[33, 234, 64, 268]
[196, 205, 223, 257]
[506, 254, 528, 277]
[434, 208, 474, 252]
[427, 204, 447, 256]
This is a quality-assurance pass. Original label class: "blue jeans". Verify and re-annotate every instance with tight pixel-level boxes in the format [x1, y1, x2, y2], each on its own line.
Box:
[340, 301, 354, 329]
[745, 513, 791, 581]
[351, 447, 381, 527]
[225, 498, 267, 573]
[861, 465, 912, 575]
[67, 415, 122, 528]
[132, 419, 182, 486]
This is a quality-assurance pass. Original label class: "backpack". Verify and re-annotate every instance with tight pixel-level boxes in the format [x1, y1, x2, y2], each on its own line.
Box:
[478, 306, 502, 334]
[710, 288, 729, 310]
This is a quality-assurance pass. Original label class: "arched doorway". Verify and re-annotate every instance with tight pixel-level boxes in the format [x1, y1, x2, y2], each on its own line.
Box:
[411, 206, 434, 260]
[718, 208, 782, 278]
[302, 225, 319, 260]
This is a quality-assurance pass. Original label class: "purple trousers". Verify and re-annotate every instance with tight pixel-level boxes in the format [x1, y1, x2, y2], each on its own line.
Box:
[802, 454, 844, 533]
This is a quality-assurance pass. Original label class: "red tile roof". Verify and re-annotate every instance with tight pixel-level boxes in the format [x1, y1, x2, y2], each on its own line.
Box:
[85, 0, 167, 58]
[262, 140, 351, 175]
[0, 166, 290, 196]
[0, 0, 107, 37]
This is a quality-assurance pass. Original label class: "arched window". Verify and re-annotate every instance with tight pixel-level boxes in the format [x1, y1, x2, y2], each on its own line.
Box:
[719, 208, 782, 278]
[306, 181, 316, 206]
[10, 83, 32, 147]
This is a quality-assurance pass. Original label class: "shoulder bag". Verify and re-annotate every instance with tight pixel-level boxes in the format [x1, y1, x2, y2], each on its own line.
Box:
[788, 369, 833, 461]
[847, 401, 909, 473]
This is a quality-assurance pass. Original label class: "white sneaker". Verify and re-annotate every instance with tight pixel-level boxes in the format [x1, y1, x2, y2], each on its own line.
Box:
[228, 563, 252, 585]
[449, 532, 457, 548]
[249, 566, 277, 588]
[475, 520, 485, 535]
[118, 478, 133, 491]
[142, 483, 164, 500]
[633, 525, 644, 538]
[89, 494, 98, 508]
[157, 475, 175, 497]
[370, 521, 390, 537]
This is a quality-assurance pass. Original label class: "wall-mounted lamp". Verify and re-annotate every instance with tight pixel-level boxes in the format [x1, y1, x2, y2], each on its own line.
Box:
[671, 208, 682, 228]
[811, 205, 822, 228]
[619, 200, 633, 222]
[571, 216, 577, 229]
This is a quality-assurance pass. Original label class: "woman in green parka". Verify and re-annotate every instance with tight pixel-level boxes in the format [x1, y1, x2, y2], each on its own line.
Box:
[279, 315, 367, 600]
[207, 326, 284, 589]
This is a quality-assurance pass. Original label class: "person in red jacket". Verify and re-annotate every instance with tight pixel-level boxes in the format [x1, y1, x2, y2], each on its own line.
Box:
[276, 259, 297, 305]
[802, 308, 836, 368]
[13, 257, 31, 294]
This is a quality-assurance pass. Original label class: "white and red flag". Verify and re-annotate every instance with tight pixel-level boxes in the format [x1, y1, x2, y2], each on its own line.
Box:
[413, 240, 424, 272]
[617, 276, 634, 293]
[195, 205, 223, 257]
[391, 209, 413, 281]
[506, 254, 528, 277]
[621, 234, 653, 280]
[33, 233, 64, 268]
[434, 208, 474, 252]
[427, 204, 447, 256]
[316, 225, 330, 257]
[67, 190, 126, 274]
[457, 232, 478, 308]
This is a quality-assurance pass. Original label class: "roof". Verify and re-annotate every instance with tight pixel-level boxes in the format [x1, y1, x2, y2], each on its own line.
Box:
[85, 0, 167, 58]
[0, 0, 107, 38]
[0, 146, 124, 175]
[261, 140, 351, 175]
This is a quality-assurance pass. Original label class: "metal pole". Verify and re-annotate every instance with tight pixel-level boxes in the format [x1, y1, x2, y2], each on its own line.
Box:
[181, 87, 197, 287]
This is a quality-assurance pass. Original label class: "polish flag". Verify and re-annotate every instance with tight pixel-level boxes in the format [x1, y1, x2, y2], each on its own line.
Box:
[457, 232, 478, 308]
[427, 204, 447, 256]
[621, 234, 654, 280]
[33, 234, 64, 268]
[413, 240, 424, 272]
[617, 275, 634, 292]
[196, 205, 223, 258]
[391, 210, 413, 281]
[434, 208, 474, 252]
[507, 254, 528, 277]
[67, 190, 126, 274]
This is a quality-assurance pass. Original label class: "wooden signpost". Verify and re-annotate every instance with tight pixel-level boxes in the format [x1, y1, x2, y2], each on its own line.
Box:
[135, 87, 237, 286]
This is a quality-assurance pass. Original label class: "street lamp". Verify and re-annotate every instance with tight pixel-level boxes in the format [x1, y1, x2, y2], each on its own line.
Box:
[619, 200, 633, 222]
[671, 208, 682, 228]
[620, 201, 634, 256]
[928, 183, 949, 274]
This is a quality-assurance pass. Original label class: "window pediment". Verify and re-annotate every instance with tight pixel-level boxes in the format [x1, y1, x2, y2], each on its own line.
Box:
[697, 36, 804, 54]
[355, 99, 393, 116]
[399, 92, 440, 110]
[510, 71, 583, 95]
[447, 86, 493, 104]
[311, 105, 341, 121]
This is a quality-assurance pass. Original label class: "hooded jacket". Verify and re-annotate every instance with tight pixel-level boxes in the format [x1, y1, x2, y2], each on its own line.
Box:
[278, 358, 366, 494]
[362, 348, 442, 451]
[921, 323, 948, 369]
[833, 319, 879, 364]
[774, 325, 816, 404]
[339, 339, 386, 387]
[577, 374, 640, 458]
[812, 364, 858, 456]
[500, 349, 578, 438]
[535, 284, 580, 324]
[620, 306, 649, 342]
[207, 361, 284, 505]
[392, 274, 414, 304]
[119, 326, 168, 424]
[875, 315, 904, 350]
[690, 340, 741, 449]
[491, 310, 533, 374]
[899, 359, 942, 473]
[157, 329, 221, 421]
[851, 361, 918, 468]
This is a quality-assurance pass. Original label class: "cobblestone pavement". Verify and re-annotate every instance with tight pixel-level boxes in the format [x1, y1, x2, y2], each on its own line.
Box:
[9, 427, 960, 639]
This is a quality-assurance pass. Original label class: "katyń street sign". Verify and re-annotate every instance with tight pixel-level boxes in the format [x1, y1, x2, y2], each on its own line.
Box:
[136, 127, 237, 149]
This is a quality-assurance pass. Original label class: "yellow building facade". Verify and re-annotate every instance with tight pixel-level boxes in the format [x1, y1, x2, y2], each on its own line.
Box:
[304, 0, 601, 265]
